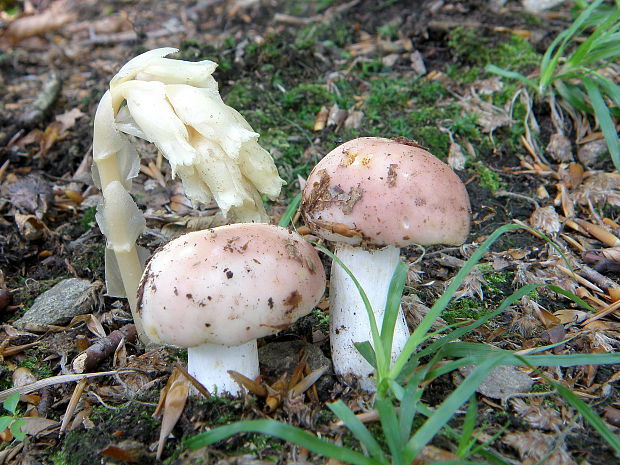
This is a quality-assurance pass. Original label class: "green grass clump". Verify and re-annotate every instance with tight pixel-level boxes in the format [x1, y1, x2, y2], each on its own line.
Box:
[487, 0, 620, 171]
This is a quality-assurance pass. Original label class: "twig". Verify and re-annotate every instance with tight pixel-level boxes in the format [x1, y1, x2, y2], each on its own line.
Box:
[0, 369, 142, 401]
[80, 25, 184, 45]
[494, 190, 540, 209]
[59, 378, 87, 434]
[72, 324, 137, 373]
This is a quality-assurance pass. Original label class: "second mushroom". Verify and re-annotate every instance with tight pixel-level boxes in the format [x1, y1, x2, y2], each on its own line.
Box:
[137, 223, 326, 396]
[301, 137, 471, 391]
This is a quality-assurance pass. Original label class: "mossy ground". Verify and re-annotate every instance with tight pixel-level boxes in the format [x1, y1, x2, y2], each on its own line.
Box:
[1, 1, 618, 464]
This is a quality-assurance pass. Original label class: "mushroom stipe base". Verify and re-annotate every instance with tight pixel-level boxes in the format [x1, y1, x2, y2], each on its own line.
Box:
[188, 340, 259, 396]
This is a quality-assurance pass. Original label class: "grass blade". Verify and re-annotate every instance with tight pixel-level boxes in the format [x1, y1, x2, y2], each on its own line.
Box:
[185, 419, 382, 465]
[354, 341, 378, 369]
[315, 245, 388, 378]
[403, 353, 508, 463]
[539, 0, 604, 92]
[554, 382, 620, 455]
[376, 397, 404, 465]
[456, 395, 478, 457]
[391, 223, 526, 379]
[329, 400, 387, 462]
[380, 260, 409, 363]
[485, 65, 536, 89]
[583, 76, 620, 173]
[442, 342, 620, 367]
[277, 192, 302, 227]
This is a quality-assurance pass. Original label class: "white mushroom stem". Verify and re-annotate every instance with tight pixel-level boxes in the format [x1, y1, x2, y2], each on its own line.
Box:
[330, 244, 409, 392]
[187, 340, 259, 396]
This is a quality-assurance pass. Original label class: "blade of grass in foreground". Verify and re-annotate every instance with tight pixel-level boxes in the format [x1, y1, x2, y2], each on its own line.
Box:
[315, 244, 388, 378]
[277, 192, 302, 227]
[583, 76, 620, 173]
[185, 419, 382, 465]
[442, 342, 620, 367]
[554, 381, 620, 455]
[380, 260, 409, 366]
[391, 223, 526, 379]
[402, 353, 509, 463]
[328, 400, 387, 463]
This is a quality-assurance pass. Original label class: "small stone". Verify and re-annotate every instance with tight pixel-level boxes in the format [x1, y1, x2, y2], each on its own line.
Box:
[577, 139, 608, 166]
[259, 340, 331, 377]
[459, 364, 533, 401]
[409, 50, 427, 75]
[546, 133, 572, 162]
[14, 278, 101, 330]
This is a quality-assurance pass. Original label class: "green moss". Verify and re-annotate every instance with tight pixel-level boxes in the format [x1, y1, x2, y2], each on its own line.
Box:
[531, 382, 554, 393]
[80, 206, 97, 231]
[311, 308, 330, 333]
[443, 297, 489, 324]
[448, 28, 539, 74]
[19, 356, 53, 379]
[377, 22, 399, 40]
[473, 161, 505, 193]
[71, 243, 105, 278]
[49, 451, 68, 465]
[63, 402, 161, 465]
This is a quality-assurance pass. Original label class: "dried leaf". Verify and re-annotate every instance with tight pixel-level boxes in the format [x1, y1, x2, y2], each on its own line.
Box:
[55, 108, 85, 132]
[14, 213, 48, 240]
[447, 141, 466, 171]
[546, 133, 572, 162]
[157, 375, 189, 459]
[511, 398, 563, 431]
[529, 206, 561, 235]
[503, 431, 577, 465]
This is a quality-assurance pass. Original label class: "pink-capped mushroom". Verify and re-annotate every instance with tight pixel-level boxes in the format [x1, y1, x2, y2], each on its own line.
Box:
[137, 223, 326, 396]
[301, 137, 471, 391]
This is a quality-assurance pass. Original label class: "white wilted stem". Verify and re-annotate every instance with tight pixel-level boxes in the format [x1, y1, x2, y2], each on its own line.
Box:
[92, 48, 284, 344]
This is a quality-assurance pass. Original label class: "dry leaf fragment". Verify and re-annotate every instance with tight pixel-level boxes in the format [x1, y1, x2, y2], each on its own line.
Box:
[546, 133, 572, 162]
[313, 106, 329, 131]
[14, 213, 48, 240]
[156, 372, 190, 460]
[411, 445, 459, 464]
[447, 141, 466, 171]
[503, 431, 577, 465]
[511, 398, 563, 431]
[5, 175, 53, 217]
[574, 219, 620, 247]
[55, 108, 85, 132]
[344, 110, 363, 129]
[4, 1, 77, 43]
[529, 206, 561, 235]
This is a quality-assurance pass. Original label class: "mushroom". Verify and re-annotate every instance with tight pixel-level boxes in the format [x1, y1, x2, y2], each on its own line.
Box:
[301, 137, 471, 391]
[137, 223, 326, 396]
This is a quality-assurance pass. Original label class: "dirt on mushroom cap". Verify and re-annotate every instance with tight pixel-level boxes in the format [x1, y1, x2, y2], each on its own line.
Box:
[301, 137, 472, 248]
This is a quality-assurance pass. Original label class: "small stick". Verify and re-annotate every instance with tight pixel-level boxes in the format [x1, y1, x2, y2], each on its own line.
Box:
[60, 378, 88, 434]
[72, 324, 137, 373]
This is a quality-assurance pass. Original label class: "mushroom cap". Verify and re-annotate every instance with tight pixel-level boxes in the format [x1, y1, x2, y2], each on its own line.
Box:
[137, 223, 326, 347]
[301, 137, 471, 247]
